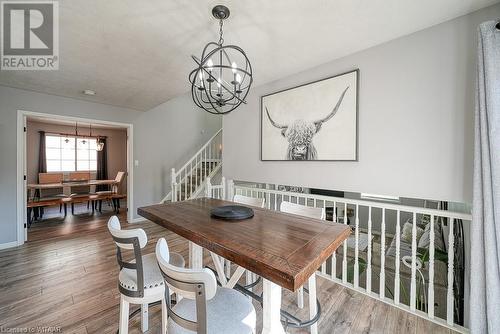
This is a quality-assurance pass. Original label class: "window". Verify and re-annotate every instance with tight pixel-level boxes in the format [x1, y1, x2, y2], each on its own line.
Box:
[46, 135, 97, 172]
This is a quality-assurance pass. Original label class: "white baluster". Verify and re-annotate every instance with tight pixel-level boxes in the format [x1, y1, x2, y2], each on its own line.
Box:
[171, 168, 176, 201]
[379, 208, 386, 299]
[354, 204, 359, 288]
[221, 177, 226, 200]
[410, 212, 417, 311]
[395, 210, 401, 305]
[447, 219, 455, 325]
[428, 214, 435, 319]
[331, 201, 338, 280]
[342, 203, 347, 284]
[367, 206, 372, 293]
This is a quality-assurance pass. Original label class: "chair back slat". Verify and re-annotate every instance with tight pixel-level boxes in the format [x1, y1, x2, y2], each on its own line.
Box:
[156, 238, 215, 334]
[234, 194, 265, 208]
[107, 216, 146, 298]
[280, 201, 326, 220]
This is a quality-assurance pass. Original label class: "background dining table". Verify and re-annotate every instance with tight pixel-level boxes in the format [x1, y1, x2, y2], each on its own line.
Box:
[27, 179, 116, 199]
[138, 197, 351, 334]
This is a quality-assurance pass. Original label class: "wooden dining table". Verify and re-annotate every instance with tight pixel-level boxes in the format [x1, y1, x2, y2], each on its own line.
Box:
[27, 179, 117, 199]
[138, 198, 351, 334]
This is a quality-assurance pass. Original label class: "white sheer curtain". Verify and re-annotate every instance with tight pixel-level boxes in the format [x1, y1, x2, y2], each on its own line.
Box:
[470, 20, 500, 334]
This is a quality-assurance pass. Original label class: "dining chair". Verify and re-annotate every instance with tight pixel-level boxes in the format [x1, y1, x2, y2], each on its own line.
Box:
[280, 201, 325, 310]
[97, 171, 126, 195]
[94, 171, 126, 212]
[37, 172, 65, 216]
[232, 194, 265, 291]
[155, 238, 256, 334]
[107, 216, 185, 334]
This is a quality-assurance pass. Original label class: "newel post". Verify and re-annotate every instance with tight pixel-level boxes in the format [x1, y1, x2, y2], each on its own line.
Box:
[205, 177, 212, 198]
[221, 177, 226, 200]
[227, 179, 235, 200]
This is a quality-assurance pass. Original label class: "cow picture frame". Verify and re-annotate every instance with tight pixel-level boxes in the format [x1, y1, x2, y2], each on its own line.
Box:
[260, 69, 359, 161]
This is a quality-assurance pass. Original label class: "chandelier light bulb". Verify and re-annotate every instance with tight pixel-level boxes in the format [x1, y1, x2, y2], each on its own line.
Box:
[235, 73, 242, 83]
[231, 62, 237, 74]
[206, 59, 213, 70]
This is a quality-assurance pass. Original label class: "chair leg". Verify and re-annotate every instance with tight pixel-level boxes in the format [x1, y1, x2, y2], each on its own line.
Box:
[99, 200, 103, 212]
[161, 297, 168, 334]
[91, 201, 95, 214]
[297, 286, 304, 309]
[87, 201, 90, 209]
[71, 203, 74, 215]
[27, 207, 32, 228]
[141, 303, 148, 333]
[59, 203, 62, 213]
[119, 296, 129, 334]
[64, 204, 67, 217]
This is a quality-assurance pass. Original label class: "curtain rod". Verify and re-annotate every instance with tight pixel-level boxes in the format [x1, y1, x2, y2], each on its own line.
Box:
[39, 130, 107, 139]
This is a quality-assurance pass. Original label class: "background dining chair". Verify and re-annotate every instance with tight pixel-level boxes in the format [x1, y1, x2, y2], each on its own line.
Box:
[280, 201, 325, 311]
[232, 194, 265, 293]
[156, 238, 256, 334]
[37, 172, 65, 217]
[107, 216, 185, 334]
[94, 171, 126, 213]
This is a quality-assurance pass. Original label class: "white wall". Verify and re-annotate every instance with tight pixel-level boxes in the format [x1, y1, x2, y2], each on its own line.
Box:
[223, 4, 500, 204]
[132, 93, 221, 219]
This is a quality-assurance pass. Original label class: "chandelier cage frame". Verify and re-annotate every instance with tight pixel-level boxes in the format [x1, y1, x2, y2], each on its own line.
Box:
[189, 6, 253, 115]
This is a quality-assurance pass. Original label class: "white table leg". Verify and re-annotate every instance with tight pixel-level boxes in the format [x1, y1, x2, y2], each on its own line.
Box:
[262, 279, 286, 334]
[297, 286, 304, 308]
[189, 241, 203, 269]
[308, 274, 318, 334]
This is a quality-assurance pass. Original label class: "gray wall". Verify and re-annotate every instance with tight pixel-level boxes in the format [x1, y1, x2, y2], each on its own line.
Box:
[132, 93, 221, 219]
[223, 4, 500, 204]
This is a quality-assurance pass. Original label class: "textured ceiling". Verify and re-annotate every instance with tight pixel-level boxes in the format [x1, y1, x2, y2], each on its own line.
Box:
[0, 0, 498, 111]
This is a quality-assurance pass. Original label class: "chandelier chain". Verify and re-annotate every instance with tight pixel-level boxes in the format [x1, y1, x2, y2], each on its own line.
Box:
[218, 19, 224, 45]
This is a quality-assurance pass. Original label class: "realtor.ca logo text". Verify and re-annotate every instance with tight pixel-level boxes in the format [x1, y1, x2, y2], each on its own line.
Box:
[1, 0, 59, 70]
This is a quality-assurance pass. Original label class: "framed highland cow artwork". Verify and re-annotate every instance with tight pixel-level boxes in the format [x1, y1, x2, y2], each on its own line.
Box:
[261, 69, 358, 161]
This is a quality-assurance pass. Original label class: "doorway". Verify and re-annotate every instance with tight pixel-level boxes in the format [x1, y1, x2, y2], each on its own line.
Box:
[16, 110, 134, 244]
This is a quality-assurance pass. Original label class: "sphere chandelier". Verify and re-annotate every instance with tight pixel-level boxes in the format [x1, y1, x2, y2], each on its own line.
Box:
[189, 5, 253, 115]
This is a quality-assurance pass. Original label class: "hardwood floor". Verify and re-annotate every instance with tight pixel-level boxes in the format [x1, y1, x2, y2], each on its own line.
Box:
[0, 206, 455, 333]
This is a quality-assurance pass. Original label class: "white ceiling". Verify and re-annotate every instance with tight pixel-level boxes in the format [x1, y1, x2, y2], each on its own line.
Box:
[1, 0, 498, 111]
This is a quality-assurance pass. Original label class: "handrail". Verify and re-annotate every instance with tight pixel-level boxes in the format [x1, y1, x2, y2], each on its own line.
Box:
[175, 128, 222, 178]
[233, 185, 472, 220]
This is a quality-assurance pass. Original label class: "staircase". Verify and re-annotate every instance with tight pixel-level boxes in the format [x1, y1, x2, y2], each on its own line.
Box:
[161, 129, 222, 203]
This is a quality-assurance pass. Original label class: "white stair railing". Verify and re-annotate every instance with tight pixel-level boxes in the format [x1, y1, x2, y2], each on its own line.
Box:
[204, 178, 471, 333]
[161, 129, 222, 203]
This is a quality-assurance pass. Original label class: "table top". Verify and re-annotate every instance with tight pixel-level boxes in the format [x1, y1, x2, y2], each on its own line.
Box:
[27, 179, 116, 189]
[138, 198, 351, 291]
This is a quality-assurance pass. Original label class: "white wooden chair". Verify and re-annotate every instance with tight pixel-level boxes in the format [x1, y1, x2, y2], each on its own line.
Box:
[232, 194, 265, 291]
[107, 216, 185, 333]
[280, 201, 324, 334]
[156, 238, 256, 334]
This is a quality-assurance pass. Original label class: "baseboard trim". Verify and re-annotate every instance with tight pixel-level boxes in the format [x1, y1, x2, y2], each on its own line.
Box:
[0, 241, 19, 251]
[130, 217, 147, 224]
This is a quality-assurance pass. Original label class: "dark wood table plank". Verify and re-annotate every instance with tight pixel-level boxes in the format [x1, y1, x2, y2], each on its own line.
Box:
[138, 198, 351, 291]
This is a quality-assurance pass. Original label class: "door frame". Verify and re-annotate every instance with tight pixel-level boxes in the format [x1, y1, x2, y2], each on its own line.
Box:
[16, 109, 134, 245]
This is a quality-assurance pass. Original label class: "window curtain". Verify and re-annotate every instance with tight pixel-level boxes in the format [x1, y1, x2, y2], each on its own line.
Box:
[38, 131, 47, 182]
[470, 20, 500, 334]
[96, 138, 108, 192]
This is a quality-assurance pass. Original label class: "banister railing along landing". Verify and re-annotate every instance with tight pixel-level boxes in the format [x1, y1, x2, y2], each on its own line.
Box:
[203, 179, 471, 333]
